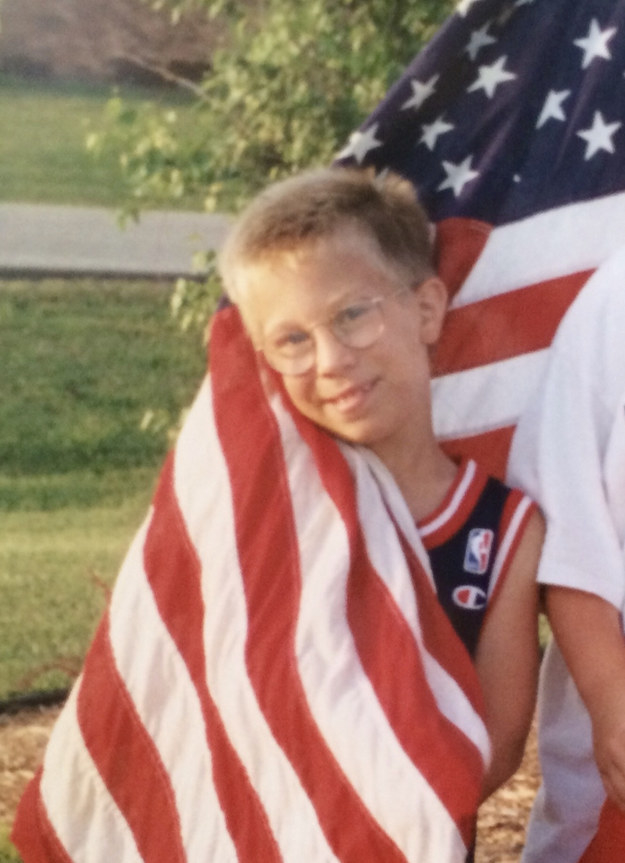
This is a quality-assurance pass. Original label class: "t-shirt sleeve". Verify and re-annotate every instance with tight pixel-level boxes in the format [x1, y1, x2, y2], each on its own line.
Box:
[508, 248, 625, 610]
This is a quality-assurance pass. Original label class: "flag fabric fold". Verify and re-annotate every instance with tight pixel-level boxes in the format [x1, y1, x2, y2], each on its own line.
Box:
[12, 305, 489, 863]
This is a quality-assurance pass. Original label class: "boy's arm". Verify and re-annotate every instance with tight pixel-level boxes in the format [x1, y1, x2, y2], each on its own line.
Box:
[547, 585, 625, 811]
[474, 507, 544, 802]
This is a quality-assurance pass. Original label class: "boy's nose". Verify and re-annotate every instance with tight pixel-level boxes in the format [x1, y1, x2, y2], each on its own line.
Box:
[313, 326, 357, 375]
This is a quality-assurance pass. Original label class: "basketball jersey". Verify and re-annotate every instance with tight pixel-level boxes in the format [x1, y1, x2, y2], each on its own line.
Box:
[419, 458, 535, 657]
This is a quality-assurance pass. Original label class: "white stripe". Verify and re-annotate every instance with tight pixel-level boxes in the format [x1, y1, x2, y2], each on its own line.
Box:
[108, 512, 238, 863]
[488, 495, 534, 598]
[351, 446, 435, 583]
[270, 400, 469, 863]
[431, 348, 549, 440]
[450, 191, 625, 309]
[349, 449, 490, 761]
[419, 460, 477, 538]
[40, 684, 143, 863]
[174, 378, 340, 863]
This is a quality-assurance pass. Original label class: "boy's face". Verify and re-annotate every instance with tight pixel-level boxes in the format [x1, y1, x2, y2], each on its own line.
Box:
[240, 226, 446, 464]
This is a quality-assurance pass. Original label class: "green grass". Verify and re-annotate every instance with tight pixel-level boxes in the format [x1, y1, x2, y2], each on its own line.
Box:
[0, 825, 20, 863]
[0, 278, 207, 699]
[0, 74, 195, 207]
[0, 491, 152, 697]
[0, 279, 205, 484]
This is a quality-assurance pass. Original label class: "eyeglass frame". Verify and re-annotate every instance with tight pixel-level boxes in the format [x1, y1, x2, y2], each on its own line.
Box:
[256, 283, 420, 376]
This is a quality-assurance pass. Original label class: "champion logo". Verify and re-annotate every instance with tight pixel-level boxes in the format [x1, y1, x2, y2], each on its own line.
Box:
[463, 527, 494, 575]
[453, 585, 488, 611]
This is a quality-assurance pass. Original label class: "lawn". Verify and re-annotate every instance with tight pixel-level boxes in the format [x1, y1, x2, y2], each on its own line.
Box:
[0, 74, 196, 207]
[0, 828, 18, 863]
[0, 278, 208, 700]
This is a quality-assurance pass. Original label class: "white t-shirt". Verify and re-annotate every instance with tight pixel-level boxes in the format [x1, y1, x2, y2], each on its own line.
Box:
[508, 245, 625, 863]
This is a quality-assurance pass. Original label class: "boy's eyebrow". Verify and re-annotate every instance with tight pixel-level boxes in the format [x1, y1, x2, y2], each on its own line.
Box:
[265, 319, 307, 335]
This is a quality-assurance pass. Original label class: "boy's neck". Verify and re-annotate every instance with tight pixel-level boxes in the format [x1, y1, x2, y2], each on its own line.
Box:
[379, 440, 459, 523]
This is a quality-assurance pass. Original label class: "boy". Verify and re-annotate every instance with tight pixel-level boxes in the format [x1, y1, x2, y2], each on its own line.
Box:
[13, 166, 543, 863]
[219, 165, 544, 802]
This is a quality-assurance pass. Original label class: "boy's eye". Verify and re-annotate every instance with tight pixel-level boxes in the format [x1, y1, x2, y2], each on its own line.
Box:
[335, 300, 374, 327]
[273, 330, 312, 353]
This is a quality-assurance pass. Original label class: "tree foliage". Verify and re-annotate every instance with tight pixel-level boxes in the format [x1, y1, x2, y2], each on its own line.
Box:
[91, 0, 455, 214]
[88, 0, 454, 340]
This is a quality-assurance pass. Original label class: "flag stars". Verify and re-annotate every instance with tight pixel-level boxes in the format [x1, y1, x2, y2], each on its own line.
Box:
[574, 19, 617, 69]
[468, 56, 517, 98]
[338, 124, 383, 164]
[536, 89, 571, 129]
[438, 155, 480, 197]
[402, 74, 439, 111]
[577, 111, 622, 159]
[465, 24, 497, 62]
[419, 116, 455, 151]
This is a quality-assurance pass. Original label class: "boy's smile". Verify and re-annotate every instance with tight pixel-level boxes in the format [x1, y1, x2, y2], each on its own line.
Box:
[240, 225, 447, 467]
[320, 378, 378, 414]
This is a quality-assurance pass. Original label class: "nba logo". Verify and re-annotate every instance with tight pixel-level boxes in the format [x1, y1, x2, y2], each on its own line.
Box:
[463, 528, 494, 575]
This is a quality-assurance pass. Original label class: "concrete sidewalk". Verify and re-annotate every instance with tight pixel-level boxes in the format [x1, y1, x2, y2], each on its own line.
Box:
[0, 203, 231, 278]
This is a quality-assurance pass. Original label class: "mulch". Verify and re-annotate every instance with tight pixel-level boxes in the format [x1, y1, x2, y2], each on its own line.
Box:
[0, 706, 540, 861]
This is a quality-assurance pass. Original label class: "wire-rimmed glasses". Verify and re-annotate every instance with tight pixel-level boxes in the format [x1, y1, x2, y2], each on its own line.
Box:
[259, 287, 411, 376]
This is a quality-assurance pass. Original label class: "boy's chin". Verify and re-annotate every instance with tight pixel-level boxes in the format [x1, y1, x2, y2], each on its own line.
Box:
[314, 421, 377, 450]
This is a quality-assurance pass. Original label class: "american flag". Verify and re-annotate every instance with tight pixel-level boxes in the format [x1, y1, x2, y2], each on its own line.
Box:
[12, 304, 490, 862]
[338, 0, 625, 479]
[14, 0, 625, 860]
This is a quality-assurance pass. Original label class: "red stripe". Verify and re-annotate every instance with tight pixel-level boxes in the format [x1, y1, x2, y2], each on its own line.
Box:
[350, 526, 484, 848]
[284, 370, 484, 848]
[499, 489, 535, 570]
[77, 615, 186, 863]
[434, 270, 591, 375]
[487, 491, 536, 609]
[578, 800, 625, 863]
[434, 217, 492, 301]
[211, 306, 410, 862]
[441, 425, 516, 482]
[145, 455, 282, 862]
[11, 768, 73, 863]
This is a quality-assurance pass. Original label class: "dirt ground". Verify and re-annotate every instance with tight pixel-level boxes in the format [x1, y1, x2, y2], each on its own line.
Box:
[0, 706, 540, 861]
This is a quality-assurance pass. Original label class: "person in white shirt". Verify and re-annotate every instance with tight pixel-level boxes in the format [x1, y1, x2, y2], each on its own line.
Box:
[508, 245, 625, 863]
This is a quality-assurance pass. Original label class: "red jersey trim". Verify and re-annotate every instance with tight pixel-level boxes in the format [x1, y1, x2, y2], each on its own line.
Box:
[486, 491, 537, 605]
[419, 459, 488, 550]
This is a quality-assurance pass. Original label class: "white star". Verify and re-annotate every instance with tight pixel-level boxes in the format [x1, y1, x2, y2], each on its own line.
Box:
[402, 74, 439, 111]
[456, 0, 485, 17]
[337, 124, 382, 164]
[574, 19, 617, 69]
[465, 24, 497, 62]
[468, 56, 517, 98]
[536, 89, 571, 129]
[419, 116, 455, 151]
[497, 4, 517, 26]
[438, 156, 480, 197]
[577, 111, 622, 159]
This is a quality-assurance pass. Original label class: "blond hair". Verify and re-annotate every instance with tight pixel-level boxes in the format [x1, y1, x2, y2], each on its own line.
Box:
[219, 167, 434, 304]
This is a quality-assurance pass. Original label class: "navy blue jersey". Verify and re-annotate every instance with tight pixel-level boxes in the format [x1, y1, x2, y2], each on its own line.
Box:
[419, 459, 533, 658]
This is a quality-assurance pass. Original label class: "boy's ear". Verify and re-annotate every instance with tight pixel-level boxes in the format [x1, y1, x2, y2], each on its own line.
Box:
[414, 276, 448, 344]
